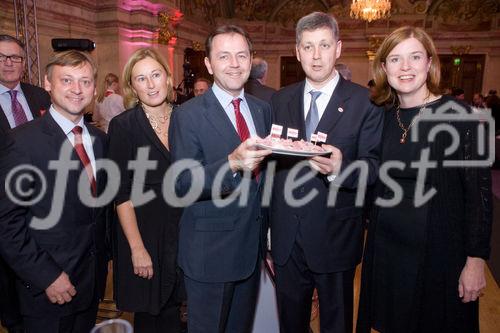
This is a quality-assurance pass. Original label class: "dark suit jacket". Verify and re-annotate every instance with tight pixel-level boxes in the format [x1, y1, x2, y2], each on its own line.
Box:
[245, 78, 276, 103]
[0, 82, 51, 131]
[0, 112, 108, 317]
[270, 76, 384, 273]
[169, 89, 271, 283]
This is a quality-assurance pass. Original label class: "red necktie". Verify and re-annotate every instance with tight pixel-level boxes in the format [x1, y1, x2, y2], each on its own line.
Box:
[231, 98, 259, 180]
[231, 98, 250, 141]
[8, 90, 28, 127]
[71, 126, 97, 196]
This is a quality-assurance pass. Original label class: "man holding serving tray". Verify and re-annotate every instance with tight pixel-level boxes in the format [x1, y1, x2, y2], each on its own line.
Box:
[268, 12, 384, 333]
[169, 24, 272, 333]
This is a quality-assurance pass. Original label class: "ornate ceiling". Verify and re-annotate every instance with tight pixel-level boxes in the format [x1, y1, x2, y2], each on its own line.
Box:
[179, 0, 500, 31]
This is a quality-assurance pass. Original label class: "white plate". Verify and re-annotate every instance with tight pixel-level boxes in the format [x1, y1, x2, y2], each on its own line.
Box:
[256, 143, 330, 157]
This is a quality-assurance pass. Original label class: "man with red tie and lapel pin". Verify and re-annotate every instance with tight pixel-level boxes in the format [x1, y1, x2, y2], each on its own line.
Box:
[169, 25, 272, 333]
[0, 34, 51, 333]
[0, 50, 108, 333]
[269, 12, 384, 333]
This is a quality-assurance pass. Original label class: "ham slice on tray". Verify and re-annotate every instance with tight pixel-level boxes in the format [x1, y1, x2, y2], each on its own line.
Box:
[255, 135, 327, 154]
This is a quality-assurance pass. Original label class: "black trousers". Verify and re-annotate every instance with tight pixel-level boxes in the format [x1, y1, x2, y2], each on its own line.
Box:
[0, 257, 23, 332]
[275, 241, 355, 333]
[183, 261, 261, 333]
[23, 299, 99, 333]
[134, 298, 182, 333]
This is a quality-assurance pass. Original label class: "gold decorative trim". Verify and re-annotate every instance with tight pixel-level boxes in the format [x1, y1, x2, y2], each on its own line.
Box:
[158, 9, 183, 45]
[191, 41, 203, 51]
[450, 45, 472, 55]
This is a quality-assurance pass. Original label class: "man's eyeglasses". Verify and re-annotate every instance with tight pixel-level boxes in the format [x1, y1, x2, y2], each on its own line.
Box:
[0, 53, 24, 63]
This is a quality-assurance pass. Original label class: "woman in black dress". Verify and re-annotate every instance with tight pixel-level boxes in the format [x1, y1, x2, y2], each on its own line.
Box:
[108, 48, 182, 333]
[357, 27, 492, 333]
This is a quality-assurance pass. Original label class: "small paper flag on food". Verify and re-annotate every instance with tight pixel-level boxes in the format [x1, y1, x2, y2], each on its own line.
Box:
[317, 131, 327, 143]
[311, 133, 318, 143]
[271, 124, 283, 138]
[287, 128, 299, 139]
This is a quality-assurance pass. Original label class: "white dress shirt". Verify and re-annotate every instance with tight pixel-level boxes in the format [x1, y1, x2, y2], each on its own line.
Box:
[303, 70, 340, 121]
[0, 82, 34, 128]
[302, 71, 341, 182]
[49, 106, 97, 178]
[211, 82, 257, 137]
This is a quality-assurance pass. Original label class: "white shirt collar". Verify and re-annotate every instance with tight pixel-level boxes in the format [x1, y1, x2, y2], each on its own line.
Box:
[304, 70, 340, 97]
[49, 105, 85, 135]
[0, 82, 22, 95]
[211, 82, 246, 108]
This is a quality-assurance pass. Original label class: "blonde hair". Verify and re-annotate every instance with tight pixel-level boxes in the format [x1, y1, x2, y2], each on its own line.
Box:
[96, 73, 119, 103]
[372, 26, 441, 106]
[121, 48, 174, 109]
[46, 50, 97, 82]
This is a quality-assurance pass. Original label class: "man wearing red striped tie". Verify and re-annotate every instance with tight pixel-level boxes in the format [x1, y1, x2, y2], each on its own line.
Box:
[169, 25, 272, 333]
[0, 50, 108, 333]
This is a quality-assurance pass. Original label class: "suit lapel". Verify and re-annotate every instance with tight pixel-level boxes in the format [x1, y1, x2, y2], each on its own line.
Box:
[87, 124, 106, 194]
[0, 105, 10, 130]
[0, 84, 44, 131]
[288, 82, 307, 140]
[20, 83, 42, 118]
[202, 89, 241, 149]
[135, 105, 171, 162]
[246, 95, 266, 137]
[87, 124, 103, 160]
[316, 76, 350, 135]
[41, 112, 73, 156]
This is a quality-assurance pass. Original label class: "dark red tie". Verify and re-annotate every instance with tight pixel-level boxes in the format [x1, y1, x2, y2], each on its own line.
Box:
[231, 98, 259, 180]
[71, 126, 97, 196]
[231, 98, 250, 141]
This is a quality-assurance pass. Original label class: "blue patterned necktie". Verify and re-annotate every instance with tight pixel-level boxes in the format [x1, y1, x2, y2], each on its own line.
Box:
[305, 90, 321, 140]
[8, 90, 28, 127]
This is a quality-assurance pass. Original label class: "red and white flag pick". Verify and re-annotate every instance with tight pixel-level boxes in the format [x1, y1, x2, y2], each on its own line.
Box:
[287, 128, 299, 139]
[317, 131, 327, 143]
[270, 124, 283, 138]
[311, 133, 318, 144]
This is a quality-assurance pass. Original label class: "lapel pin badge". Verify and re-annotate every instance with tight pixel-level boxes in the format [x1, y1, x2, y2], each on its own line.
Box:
[338, 107, 344, 113]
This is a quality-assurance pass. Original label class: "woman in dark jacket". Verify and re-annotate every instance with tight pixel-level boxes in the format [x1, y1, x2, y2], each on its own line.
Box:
[108, 47, 182, 333]
[357, 27, 492, 333]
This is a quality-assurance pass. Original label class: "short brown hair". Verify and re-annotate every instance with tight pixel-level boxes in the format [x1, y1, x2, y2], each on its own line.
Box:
[45, 50, 97, 81]
[296, 12, 340, 45]
[205, 25, 253, 58]
[121, 47, 174, 109]
[372, 26, 441, 106]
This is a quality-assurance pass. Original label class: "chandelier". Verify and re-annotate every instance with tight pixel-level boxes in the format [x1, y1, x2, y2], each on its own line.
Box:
[350, 0, 391, 22]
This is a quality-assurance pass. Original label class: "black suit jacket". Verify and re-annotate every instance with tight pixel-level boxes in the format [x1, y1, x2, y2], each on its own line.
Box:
[270, 76, 384, 273]
[0, 112, 108, 317]
[169, 89, 271, 283]
[0, 82, 51, 131]
[245, 78, 276, 103]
